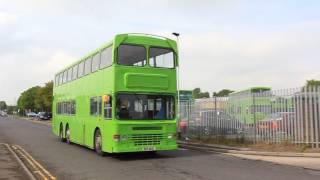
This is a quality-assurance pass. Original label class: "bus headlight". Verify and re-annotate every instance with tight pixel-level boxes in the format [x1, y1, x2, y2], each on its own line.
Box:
[113, 134, 128, 141]
[113, 134, 120, 142]
[121, 135, 128, 141]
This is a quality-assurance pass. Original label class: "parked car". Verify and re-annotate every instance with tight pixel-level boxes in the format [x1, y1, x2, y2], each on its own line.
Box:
[257, 112, 294, 131]
[0, 111, 8, 117]
[26, 112, 37, 118]
[37, 112, 52, 120]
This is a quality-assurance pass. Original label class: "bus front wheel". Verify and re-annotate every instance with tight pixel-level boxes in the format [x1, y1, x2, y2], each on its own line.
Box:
[94, 129, 105, 156]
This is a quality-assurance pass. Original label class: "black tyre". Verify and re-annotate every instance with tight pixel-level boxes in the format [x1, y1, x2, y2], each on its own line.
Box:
[65, 125, 71, 144]
[59, 124, 66, 142]
[94, 129, 105, 156]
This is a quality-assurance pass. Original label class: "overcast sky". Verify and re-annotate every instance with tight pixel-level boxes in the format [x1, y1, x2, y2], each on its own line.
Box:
[1, 0, 320, 104]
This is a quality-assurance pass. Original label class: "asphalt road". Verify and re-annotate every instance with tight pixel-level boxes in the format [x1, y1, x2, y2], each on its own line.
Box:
[1, 116, 320, 180]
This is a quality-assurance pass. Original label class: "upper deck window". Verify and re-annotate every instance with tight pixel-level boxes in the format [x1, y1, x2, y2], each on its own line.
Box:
[84, 57, 92, 75]
[92, 53, 100, 72]
[78, 61, 84, 78]
[59, 73, 63, 85]
[100, 46, 112, 69]
[72, 65, 78, 80]
[149, 47, 174, 68]
[55, 75, 59, 86]
[63, 70, 68, 84]
[67, 68, 72, 82]
[117, 44, 146, 66]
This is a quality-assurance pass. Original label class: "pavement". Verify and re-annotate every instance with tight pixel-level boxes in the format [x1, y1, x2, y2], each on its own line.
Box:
[0, 143, 26, 180]
[178, 140, 320, 158]
[225, 153, 320, 171]
[1, 116, 320, 180]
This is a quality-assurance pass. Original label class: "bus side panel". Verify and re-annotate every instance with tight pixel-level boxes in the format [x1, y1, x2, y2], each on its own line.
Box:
[83, 68, 114, 149]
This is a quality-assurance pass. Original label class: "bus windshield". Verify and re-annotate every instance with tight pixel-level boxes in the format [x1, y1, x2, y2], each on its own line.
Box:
[116, 93, 175, 120]
[117, 44, 146, 66]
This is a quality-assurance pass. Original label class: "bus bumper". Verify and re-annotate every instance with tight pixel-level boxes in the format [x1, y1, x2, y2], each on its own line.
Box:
[110, 142, 178, 153]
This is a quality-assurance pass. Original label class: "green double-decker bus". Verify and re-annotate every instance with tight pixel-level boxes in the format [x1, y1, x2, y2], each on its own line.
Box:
[52, 33, 178, 154]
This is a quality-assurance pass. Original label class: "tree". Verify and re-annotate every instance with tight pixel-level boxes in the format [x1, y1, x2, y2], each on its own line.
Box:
[192, 88, 201, 98]
[200, 92, 210, 98]
[17, 86, 41, 113]
[213, 89, 234, 97]
[306, 79, 320, 87]
[192, 88, 210, 99]
[37, 81, 53, 112]
[0, 101, 7, 110]
[6, 105, 17, 115]
[302, 79, 320, 92]
[17, 81, 53, 115]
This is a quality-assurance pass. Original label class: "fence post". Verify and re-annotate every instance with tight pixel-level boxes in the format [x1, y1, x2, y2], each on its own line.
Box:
[253, 93, 257, 144]
[316, 86, 320, 148]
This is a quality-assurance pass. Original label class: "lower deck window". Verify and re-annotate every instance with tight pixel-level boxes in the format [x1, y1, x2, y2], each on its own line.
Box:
[57, 100, 76, 115]
[116, 93, 175, 120]
[90, 97, 102, 116]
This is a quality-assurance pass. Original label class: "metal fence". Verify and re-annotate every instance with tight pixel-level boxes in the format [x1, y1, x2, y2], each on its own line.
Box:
[178, 86, 320, 148]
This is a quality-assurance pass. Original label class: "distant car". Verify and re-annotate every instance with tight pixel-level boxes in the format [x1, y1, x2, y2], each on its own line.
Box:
[0, 111, 8, 117]
[37, 112, 52, 120]
[257, 112, 294, 131]
[26, 112, 37, 118]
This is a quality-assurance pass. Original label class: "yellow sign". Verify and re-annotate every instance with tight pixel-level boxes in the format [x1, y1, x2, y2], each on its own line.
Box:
[102, 95, 110, 103]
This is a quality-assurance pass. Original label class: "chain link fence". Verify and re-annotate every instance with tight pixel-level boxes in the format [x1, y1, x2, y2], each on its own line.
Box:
[178, 86, 320, 148]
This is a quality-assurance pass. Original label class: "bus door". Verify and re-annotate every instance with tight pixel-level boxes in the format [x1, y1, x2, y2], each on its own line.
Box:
[84, 96, 103, 146]
[103, 95, 112, 120]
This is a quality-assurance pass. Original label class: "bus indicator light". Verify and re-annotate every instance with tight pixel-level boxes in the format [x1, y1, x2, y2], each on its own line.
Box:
[113, 134, 120, 141]
[103, 95, 110, 103]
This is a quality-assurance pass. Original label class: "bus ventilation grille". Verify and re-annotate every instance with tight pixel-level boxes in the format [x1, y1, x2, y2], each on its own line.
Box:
[132, 127, 162, 130]
[130, 134, 164, 146]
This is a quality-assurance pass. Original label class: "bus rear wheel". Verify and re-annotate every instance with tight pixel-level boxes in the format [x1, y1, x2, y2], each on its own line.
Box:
[94, 129, 105, 156]
[59, 124, 66, 142]
[66, 125, 71, 144]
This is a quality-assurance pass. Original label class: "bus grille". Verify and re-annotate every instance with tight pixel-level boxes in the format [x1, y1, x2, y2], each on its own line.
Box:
[130, 134, 164, 146]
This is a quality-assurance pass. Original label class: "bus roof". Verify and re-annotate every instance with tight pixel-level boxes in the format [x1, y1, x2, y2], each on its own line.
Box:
[230, 87, 271, 96]
[55, 33, 178, 76]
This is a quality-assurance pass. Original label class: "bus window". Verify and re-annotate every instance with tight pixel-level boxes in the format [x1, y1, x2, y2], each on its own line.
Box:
[72, 65, 78, 80]
[78, 61, 84, 78]
[92, 53, 100, 72]
[67, 68, 72, 82]
[103, 95, 112, 119]
[70, 101, 76, 115]
[55, 75, 59, 86]
[84, 57, 92, 75]
[116, 94, 175, 120]
[149, 47, 174, 68]
[117, 44, 146, 66]
[59, 73, 63, 85]
[90, 97, 102, 116]
[100, 46, 112, 69]
[63, 71, 68, 84]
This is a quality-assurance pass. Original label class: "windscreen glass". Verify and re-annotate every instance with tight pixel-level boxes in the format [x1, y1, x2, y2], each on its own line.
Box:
[149, 47, 174, 68]
[117, 44, 146, 66]
[116, 94, 174, 120]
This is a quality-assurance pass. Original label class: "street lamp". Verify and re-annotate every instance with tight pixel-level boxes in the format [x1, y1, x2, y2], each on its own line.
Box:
[172, 32, 180, 106]
[172, 32, 184, 138]
[172, 32, 180, 37]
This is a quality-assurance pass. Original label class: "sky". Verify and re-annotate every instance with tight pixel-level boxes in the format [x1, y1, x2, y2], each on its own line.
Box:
[0, 0, 320, 105]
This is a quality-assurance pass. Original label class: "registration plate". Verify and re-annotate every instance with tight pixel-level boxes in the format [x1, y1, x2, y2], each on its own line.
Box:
[143, 147, 156, 151]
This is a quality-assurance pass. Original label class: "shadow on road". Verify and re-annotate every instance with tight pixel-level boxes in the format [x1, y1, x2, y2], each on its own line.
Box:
[65, 139, 214, 161]
[107, 148, 217, 161]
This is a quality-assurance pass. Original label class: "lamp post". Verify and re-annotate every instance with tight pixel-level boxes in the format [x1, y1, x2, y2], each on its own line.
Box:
[172, 32, 180, 105]
[172, 32, 184, 139]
